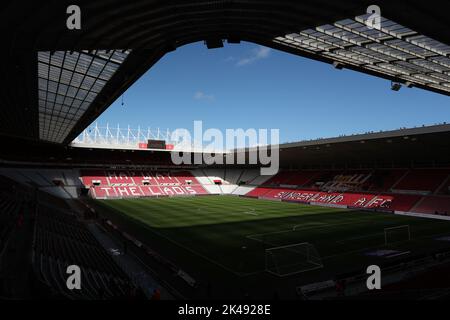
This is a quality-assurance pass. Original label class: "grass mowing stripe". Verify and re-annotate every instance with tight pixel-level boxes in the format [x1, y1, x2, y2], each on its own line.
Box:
[97, 195, 450, 281]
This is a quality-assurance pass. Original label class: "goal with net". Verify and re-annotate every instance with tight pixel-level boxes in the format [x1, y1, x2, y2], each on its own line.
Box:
[384, 225, 411, 245]
[265, 242, 323, 277]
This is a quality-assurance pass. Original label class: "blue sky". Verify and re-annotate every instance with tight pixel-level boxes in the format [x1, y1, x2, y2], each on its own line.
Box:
[94, 41, 450, 144]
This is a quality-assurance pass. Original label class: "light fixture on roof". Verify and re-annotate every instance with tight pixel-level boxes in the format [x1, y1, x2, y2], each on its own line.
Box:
[405, 81, 413, 88]
[391, 81, 402, 91]
[332, 61, 343, 70]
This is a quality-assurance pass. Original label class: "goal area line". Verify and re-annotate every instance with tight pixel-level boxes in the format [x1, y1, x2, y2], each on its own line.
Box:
[265, 242, 324, 276]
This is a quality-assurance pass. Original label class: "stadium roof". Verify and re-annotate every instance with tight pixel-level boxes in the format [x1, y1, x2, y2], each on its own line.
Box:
[1, 124, 450, 168]
[1, 0, 450, 145]
[37, 50, 131, 143]
[275, 123, 450, 168]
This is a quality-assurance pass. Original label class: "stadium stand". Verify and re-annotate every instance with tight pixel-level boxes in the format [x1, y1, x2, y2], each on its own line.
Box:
[412, 196, 450, 215]
[262, 170, 319, 187]
[190, 169, 222, 194]
[0, 196, 21, 257]
[245, 187, 273, 198]
[378, 193, 423, 212]
[245, 187, 422, 212]
[2, 0, 450, 301]
[392, 169, 450, 194]
[262, 171, 294, 186]
[80, 170, 110, 187]
[232, 185, 257, 195]
[437, 177, 450, 195]
[366, 169, 408, 192]
[238, 168, 450, 213]
[32, 206, 138, 299]
[224, 169, 243, 185]
[237, 169, 261, 185]
[80, 169, 209, 199]
[1, 167, 449, 215]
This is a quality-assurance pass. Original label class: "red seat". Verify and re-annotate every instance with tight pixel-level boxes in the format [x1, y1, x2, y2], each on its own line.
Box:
[394, 169, 449, 192]
[413, 196, 450, 215]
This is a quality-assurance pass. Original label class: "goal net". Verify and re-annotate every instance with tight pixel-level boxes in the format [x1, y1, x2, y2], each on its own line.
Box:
[265, 242, 323, 277]
[384, 225, 411, 245]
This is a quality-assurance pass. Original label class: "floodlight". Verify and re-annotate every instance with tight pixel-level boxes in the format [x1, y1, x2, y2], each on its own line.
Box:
[391, 81, 402, 91]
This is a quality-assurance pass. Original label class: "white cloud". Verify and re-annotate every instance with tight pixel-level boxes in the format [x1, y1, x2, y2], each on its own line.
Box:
[194, 91, 215, 102]
[236, 46, 271, 66]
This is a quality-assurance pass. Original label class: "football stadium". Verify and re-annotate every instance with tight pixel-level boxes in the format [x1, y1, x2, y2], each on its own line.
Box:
[1, 0, 450, 305]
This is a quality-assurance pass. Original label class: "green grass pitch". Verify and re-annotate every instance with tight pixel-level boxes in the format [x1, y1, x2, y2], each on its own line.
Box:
[93, 195, 450, 298]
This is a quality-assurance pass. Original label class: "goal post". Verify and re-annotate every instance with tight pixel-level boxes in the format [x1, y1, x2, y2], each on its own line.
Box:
[384, 225, 411, 245]
[265, 242, 323, 277]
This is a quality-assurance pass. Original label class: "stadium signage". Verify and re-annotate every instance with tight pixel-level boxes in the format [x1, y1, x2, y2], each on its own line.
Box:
[92, 185, 199, 198]
[271, 190, 393, 209]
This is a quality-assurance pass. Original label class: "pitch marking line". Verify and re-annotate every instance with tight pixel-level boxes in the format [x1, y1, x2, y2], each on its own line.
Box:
[119, 215, 250, 277]
[131, 219, 270, 277]
[335, 220, 450, 245]
[322, 228, 450, 261]
[335, 232, 384, 244]
[246, 217, 381, 243]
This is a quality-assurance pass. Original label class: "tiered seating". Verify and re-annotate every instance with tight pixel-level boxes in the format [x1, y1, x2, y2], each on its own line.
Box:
[437, 177, 450, 195]
[246, 187, 272, 198]
[238, 169, 260, 184]
[151, 171, 179, 185]
[205, 169, 225, 183]
[245, 187, 422, 212]
[105, 170, 136, 185]
[413, 196, 450, 215]
[302, 171, 334, 189]
[286, 171, 320, 186]
[172, 171, 197, 185]
[377, 194, 422, 212]
[262, 171, 293, 185]
[80, 170, 208, 199]
[393, 169, 450, 193]
[80, 170, 109, 186]
[320, 171, 373, 192]
[365, 169, 407, 192]
[224, 169, 243, 185]
[0, 197, 20, 254]
[263, 170, 319, 187]
[33, 209, 136, 299]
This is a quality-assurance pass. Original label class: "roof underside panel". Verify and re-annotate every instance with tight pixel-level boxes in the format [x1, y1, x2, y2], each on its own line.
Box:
[273, 14, 450, 93]
[1, 1, 450, 146]
[37, 50, 131, 143]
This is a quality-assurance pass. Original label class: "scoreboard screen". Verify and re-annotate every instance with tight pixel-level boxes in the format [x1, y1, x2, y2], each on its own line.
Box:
[147, 139, 166, 149]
